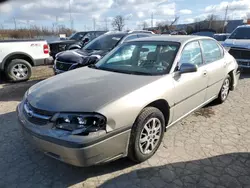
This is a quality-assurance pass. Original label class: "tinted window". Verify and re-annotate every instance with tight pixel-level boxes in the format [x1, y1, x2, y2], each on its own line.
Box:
[180, 41, 203, 66]
[213, 35, 228, 41]
[200, 40, 222, 64]
[229, 27, 250, 39]
[69, 32, 86, 40]
[123, 35, 138, 42]
[83, 34, 125, 50]
[95, 42, 180, 75]
[84, 32, 96, 40]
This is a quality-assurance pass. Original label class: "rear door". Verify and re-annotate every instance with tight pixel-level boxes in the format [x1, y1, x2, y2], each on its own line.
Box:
[199, 39, 227, 100]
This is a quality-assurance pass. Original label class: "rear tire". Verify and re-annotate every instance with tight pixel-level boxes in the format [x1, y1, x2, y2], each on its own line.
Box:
[5, 59, 32, 82]
[216, 75, 231, 104]
[128, 107, 165, 163]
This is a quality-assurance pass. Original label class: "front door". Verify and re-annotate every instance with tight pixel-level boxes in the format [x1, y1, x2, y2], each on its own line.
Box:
[172, 41, 208, 122]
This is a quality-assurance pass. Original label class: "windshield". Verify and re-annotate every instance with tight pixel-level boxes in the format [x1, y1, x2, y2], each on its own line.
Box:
[83, 34, 125, 51]
[213, 35, 228, 41]
[69, 32, 86, 40]
[93, 42, 180, 75]
[229, 28, 250, 39]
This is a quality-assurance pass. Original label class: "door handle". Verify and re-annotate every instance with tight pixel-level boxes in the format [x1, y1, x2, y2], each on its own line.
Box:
[203, 71, 207, 76]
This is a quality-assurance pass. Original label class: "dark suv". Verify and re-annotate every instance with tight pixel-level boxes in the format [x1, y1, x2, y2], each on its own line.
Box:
[49, 31, 106, 58]
[53, 31, 152, 74]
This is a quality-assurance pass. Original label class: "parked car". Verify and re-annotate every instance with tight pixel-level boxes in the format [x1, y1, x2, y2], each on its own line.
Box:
[49, 31, 107, 59]
[0, 39, 52, 82]
[213, 33, 230, 42]
[53, 31, 152, 74]
[222, 25, 250, 68]
[17, 35, 240, 167]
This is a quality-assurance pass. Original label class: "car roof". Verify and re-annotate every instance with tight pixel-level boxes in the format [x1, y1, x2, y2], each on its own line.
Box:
[237, 24, 250, 28]
[129, 35, 213, 44]
[214, 33, 230, 36]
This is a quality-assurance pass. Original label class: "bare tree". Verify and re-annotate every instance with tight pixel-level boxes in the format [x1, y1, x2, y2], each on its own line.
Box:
[142, 21, 148, 29]
[112, 15, 125, 31]
[206, 14, 219, 29]
[156, 21, 170, 33]
[170, 16, 180, 26]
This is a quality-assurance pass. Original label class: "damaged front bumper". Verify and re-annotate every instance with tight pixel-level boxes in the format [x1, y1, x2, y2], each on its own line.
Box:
[17, 102, 131, 167]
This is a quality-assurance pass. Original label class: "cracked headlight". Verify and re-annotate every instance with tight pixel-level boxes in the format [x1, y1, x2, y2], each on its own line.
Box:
[52, 113, 106, 135]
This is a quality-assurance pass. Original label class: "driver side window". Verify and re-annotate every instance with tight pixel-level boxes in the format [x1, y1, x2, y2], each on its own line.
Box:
[179, 41, 203, 66]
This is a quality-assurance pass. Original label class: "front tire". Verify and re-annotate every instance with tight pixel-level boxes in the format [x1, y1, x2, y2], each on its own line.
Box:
[128, 107, 165, 163]
[5, 59, 32, 82]
[216, 75, 231, 104]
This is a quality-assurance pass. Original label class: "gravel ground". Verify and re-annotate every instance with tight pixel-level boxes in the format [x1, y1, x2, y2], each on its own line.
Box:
[1, 67, 250, 188]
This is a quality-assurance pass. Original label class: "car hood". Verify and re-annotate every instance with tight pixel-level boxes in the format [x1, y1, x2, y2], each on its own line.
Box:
[27, 67, 161, 112]
[56, 49, 109, 64]
[49, 40, 77, 45]
[223, 39, 250, 49]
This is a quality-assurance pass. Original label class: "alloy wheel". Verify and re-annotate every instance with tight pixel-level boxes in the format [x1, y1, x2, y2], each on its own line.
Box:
[11, 64, 28, 79]
[139, 117, 162, 154]
[221, 78, 230, 101]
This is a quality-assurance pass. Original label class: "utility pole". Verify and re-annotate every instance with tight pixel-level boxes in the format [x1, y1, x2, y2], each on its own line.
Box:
[104, 17, 108, 31]
[151, 12, 154, 28]
[13, 17, 17, 30]
[222, 5, 229, 33]
[93, 18, 96, 31]
[69, 0, 73, 30]
[209, 14, 214, 29]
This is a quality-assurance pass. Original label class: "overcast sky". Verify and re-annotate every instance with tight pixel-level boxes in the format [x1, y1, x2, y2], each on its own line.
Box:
[0, 0, 250, 31]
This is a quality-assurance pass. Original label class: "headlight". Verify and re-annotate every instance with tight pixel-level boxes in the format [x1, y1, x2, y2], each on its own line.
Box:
[224, 46, 231, 51]
[52, 113, 106, 135]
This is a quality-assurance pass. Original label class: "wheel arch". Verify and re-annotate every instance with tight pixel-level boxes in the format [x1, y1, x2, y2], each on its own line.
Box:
[1, 52, 35, 71]
[144, 99, 170, 129]
[228, 70, 234, 91]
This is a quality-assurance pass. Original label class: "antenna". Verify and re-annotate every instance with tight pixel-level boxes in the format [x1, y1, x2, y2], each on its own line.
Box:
[69, 0, 73, 30]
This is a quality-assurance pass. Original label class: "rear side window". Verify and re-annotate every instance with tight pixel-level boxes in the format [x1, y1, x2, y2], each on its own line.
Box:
[123, 35, 138, 42]
[138, 34, 151, 38]
[200, 40, 223, 64]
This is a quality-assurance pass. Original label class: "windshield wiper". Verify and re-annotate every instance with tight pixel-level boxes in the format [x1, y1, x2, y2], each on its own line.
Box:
[127, 71, 153, 75]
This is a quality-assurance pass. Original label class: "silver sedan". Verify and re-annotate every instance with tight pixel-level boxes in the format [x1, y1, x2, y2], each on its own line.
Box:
[17, 35, 240, 167]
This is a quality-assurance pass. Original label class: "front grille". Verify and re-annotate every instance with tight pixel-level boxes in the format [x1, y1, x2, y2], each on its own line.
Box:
[55, 61, 73, 71]
[229, 48, 250, 59]
[23, 101, 54, 125]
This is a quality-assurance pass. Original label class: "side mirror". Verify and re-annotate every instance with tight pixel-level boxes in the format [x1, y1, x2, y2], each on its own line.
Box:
[83, 37, 90, 43]
[79, 35, 84, 40]
[179, 63, 198, 74]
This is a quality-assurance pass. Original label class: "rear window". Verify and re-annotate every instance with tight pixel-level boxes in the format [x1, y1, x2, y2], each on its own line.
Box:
[83, 34, 125, 51]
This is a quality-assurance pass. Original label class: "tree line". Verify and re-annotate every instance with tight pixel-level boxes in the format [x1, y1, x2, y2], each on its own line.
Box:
[0, 25, 74, 39]
[0, 14, 231, 39]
